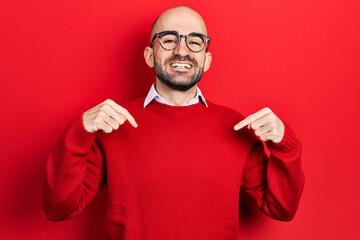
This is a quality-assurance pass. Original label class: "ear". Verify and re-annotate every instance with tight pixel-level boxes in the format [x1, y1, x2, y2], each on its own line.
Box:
[144, 46, 154, 68]
[203, 51, 212, 72]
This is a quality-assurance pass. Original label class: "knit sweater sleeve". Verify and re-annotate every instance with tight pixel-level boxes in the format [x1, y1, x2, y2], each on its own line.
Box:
[43, 113, 106, 221]
[242, 122, 305, 221]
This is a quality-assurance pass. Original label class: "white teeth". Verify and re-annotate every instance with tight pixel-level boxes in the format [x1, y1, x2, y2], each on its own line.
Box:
[171, 63, 192, 69]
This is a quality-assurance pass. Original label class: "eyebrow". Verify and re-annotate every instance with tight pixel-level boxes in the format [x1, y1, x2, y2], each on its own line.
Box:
[160, 30, 205, 35]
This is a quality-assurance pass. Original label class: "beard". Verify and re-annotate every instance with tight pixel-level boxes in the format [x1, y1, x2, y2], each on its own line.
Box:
[154, 55, 204, 91]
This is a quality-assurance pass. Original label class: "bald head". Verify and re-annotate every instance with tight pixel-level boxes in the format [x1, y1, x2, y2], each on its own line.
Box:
[150, 6, 208, 42]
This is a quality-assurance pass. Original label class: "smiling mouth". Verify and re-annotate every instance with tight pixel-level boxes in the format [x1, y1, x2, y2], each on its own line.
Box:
[170, 62, 193, 69]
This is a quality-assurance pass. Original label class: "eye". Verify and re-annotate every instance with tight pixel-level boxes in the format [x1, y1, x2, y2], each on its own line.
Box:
[163, 39, 176, 43]
[189, 41, 201, 46]
[188, 35, 205, 46]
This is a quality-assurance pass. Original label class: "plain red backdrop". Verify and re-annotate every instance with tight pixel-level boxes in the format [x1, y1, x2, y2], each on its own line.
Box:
[1, 0, 359, 239]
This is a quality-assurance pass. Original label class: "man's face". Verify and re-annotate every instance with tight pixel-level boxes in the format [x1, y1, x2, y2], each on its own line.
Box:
[146, 7, 212, 91]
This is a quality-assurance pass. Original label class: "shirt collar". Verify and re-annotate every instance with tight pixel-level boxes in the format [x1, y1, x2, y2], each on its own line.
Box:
[143, 84, 208, 108]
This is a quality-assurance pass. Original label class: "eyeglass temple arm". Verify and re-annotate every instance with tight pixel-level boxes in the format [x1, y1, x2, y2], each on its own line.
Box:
[150, 34, 159, 48]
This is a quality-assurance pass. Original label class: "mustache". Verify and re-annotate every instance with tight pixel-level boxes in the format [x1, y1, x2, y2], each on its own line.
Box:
[165, 55, 197, 66]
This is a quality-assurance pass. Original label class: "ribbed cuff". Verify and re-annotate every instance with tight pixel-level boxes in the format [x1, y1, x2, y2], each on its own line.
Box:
[266, 122, 300, 153]
[64, 112, 96, 151]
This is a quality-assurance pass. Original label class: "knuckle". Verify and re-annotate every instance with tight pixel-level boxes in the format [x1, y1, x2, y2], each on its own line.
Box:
[269, 122, 277, 128]
[100, 104, 110, 111]
[104, 99, 113, 105]
[123, 108, 130, 115]
[269, 114, 276, 121]
[98, 110, 106, 117]
[264, 107, 272, 112]
[93, 118, 102, 125]
[271, 129, 279, 135]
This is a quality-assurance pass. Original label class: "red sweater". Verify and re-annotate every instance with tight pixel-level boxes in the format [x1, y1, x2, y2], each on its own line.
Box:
[43, 97, 304, 240]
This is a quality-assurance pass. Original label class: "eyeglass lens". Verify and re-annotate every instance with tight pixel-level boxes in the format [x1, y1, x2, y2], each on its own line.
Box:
[159, 33, 206, 52]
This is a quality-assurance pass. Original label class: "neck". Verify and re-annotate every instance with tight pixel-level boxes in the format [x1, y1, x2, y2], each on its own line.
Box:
[155, 80, 198, 106]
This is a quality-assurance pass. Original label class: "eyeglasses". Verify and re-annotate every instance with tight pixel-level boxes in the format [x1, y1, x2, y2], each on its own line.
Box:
[151, 31, 211, 53]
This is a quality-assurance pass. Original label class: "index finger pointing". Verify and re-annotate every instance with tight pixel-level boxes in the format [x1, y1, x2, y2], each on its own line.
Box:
[117, 107, 138, 128]
[234, 118, 251, 131]
[234, 107, 272, 131]
[105, 100, 138, 128]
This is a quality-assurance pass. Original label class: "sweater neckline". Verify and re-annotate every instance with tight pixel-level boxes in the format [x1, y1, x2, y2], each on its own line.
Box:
[145, 99, 208, 116]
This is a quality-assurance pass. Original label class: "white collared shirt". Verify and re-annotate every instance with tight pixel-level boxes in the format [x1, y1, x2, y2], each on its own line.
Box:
[143, 84, 208, 108]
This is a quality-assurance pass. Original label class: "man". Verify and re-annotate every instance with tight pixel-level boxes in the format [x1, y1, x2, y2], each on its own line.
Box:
[43, 6, 304, 240]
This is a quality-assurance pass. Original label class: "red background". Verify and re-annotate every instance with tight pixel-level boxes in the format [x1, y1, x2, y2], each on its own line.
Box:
[1, 0, 359, 239]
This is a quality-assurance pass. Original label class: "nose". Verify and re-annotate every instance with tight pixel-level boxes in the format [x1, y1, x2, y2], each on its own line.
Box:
[173, 37, 190, 56]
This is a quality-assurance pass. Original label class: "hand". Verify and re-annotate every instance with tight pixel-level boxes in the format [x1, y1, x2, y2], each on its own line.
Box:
[234, 107, 284, 143]
[83, 99, 138, 133]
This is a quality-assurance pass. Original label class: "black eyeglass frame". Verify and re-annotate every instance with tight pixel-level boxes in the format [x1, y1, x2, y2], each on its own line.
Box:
[150, 30, 211, 53]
